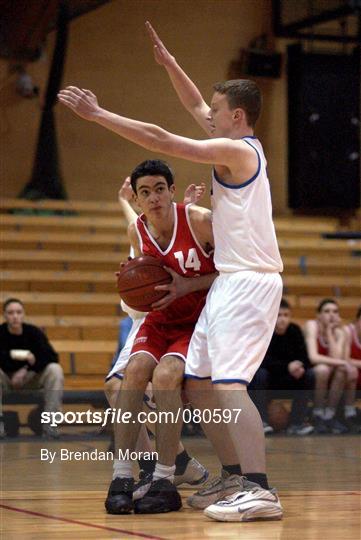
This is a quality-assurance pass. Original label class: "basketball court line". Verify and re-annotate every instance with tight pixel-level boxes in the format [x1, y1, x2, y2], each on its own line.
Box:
[0, 503, 168, 540]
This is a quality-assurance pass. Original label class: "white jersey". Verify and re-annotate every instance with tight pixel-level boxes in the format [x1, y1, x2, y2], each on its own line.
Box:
[211, 136, 283, 274]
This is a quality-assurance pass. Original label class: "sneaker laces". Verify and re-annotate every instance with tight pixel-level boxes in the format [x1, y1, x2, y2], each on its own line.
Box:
[196, 475, 223, 494]
[111, 477, 134, 493]
[138, 470, 153, 482]
[217, 476, 263, 502]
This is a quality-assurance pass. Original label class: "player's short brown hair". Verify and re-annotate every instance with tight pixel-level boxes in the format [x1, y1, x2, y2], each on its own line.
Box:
[130, 159, 174, 194]
[280, 298, 291, 310]
[213, 79, 262, 127]
[3, 297, 24, 312]
[317, 298, 338, 313]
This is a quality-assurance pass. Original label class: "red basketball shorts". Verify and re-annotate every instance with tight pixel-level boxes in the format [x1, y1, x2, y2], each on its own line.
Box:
[130, 319, 195, 363]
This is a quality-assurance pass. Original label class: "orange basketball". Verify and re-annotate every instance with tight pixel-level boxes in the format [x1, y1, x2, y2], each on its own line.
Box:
[267, 401, 290, 432]
[116, 255, 172, 312]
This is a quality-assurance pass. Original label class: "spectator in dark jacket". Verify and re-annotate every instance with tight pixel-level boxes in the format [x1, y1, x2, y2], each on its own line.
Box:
[0, 298, 63, 438]
[249, 299, 314, 436]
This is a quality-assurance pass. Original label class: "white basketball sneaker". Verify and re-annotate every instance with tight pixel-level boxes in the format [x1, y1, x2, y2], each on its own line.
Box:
[204, 478, 283, 522]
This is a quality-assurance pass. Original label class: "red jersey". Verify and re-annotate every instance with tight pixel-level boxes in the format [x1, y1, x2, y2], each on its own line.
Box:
[136, 203, 215, 325]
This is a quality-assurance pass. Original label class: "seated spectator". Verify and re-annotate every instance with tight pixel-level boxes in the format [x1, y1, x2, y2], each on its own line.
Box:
[304, 298, 359, 434]
[0, 298, 64, 439]
[344, 306, 361, 389]
[249, 299, 314, 436]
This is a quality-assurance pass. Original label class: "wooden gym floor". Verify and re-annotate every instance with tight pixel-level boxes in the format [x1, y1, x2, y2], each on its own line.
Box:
[1, 435, 360, 539]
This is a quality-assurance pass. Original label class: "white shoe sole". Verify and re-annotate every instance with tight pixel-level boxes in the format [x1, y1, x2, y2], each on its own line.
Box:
[204, 505, 283, 522]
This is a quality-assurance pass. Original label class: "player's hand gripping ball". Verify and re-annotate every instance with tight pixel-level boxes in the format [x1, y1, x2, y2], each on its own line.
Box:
[116, 255, 172, 312]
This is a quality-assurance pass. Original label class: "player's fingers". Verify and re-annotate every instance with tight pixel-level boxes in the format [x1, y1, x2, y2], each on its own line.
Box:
[82, 88, 96, 98]
[66, 86, 84, 97]
[58, 92, 78, 104]
[57, 96, 77, 109]
[145, 21, 159, 43]
[58, 91, 79, 105]
[163, 266, 177, 278]
[154, 284, 171, 291]
[151, 295, 172, 309]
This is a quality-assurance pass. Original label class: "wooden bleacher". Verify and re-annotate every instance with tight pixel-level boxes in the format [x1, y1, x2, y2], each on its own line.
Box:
[1, 198, 360, 400]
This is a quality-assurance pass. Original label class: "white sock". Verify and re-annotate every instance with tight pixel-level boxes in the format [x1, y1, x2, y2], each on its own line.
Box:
[153, 463, 176, 482]
[312, 408, 324, 418]
[113, 458, 133, 480]
[344, 406, 357, 418]
[323, 407, 335, 420]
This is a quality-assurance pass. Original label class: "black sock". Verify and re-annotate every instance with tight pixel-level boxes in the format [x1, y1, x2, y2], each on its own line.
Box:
[175, 450, 191, 475]
[222, 464, 242, 476]
[245, 473, 269, 490]
[138, 458, 156, 474]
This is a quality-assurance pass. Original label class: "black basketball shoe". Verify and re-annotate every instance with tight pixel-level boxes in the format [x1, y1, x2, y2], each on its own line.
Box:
[105, 477, 134, 514]
[134, 478, 182, 514]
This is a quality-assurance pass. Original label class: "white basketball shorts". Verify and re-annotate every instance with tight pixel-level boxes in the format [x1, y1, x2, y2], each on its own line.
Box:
[185, 270, 283, 384]
[105, 317, 145, 380]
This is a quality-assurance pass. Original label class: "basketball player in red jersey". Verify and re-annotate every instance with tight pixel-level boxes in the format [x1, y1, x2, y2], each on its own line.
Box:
[304, 299, 358, 433]
[105, 159, 217, 514]
[105, 176, 210, 498]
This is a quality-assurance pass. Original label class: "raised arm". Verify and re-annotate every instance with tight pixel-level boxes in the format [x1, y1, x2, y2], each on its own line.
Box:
[57, 87, 256, 182]
[127, 222, 142, 257]
[118, 176, 138, 225]
[325, 319, 346, 360]
[146, 21, 211, 135]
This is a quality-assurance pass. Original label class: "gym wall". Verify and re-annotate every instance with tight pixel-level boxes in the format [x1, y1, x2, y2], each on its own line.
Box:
[0, 0, 287, 212]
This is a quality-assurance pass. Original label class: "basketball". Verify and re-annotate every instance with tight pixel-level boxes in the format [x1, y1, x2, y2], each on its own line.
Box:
[116, 255, 172, 312]
[267, 401, 290, 432]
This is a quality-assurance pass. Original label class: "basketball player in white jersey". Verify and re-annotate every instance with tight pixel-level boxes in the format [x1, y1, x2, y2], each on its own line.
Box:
[58, 22, 283, 521]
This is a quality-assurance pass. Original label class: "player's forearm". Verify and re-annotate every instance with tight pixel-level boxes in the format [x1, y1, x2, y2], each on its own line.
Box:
[94, 108, 170, 152]
[165, 59, 207, 113]
[309, 354, 345, 367]
[349, 358, 361, 368]
[184, 272, 218, 294]
[119, 198, 138, 225]
[326, 329, 345, 358]
[327, 339, 345, 359]
[93, 108, 217, 165]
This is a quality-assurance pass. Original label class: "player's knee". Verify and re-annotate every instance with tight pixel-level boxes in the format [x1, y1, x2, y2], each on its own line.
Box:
[124, 354, 155, 387]
[346, 365, 358, 383]
[313, 364, 332, 383]
[44, 363, 64, 383]
[152, 358, 184, 390]
[104, 377, 122, 407]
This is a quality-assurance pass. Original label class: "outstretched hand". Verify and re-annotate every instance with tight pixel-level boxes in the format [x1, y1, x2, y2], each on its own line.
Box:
[183, 182, 206, 205]
[145, 21, 175, 67]
[58, 86, 100, 121]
